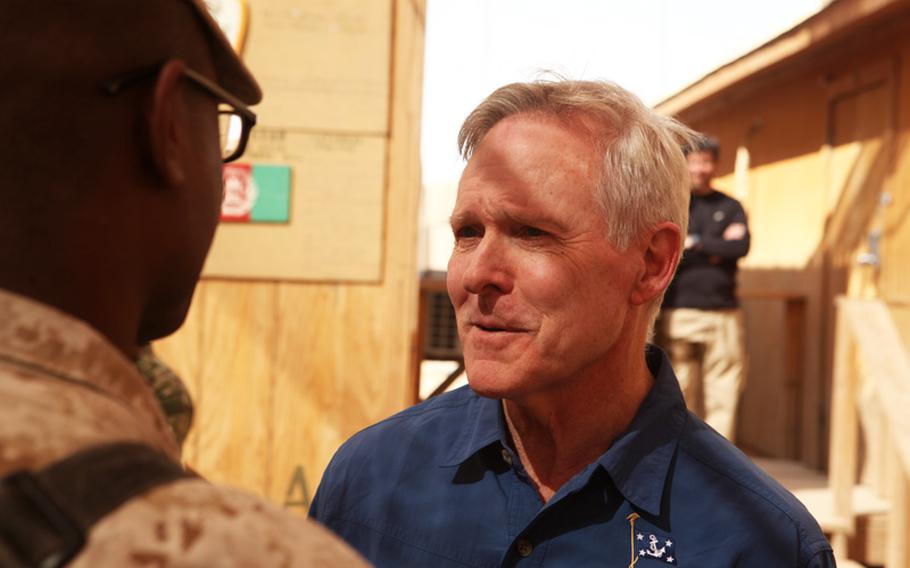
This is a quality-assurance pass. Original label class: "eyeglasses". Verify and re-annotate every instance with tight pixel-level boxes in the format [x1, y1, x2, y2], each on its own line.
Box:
[99, 63, 257, 163]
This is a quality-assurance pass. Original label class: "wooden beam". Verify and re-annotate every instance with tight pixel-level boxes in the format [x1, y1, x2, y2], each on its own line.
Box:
[839, 298, 910, 476]
[886, 461, 909, 568]
[829, 301, 860, 555]
[785, 298, 807, 459]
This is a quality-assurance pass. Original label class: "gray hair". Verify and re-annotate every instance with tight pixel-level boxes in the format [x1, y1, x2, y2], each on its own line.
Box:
[458, 78, 693, 251]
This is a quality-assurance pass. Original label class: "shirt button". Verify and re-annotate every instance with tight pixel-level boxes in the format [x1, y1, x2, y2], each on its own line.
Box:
[501, 448, 513, 466]
[516, 539, 533, 557]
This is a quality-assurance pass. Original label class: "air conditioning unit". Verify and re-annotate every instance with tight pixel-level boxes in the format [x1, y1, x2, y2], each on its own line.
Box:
[415, 271, 464, 401]
[423, 284, 461, 360]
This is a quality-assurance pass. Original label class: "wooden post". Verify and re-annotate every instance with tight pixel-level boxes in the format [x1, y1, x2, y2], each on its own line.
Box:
[886, 457, 909, 568]
[837, 298, 910, 565]
[828, 297, 858, 559]
[785, 297, 807, 459]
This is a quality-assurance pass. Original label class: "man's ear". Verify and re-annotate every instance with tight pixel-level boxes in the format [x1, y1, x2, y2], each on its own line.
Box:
[146, 59, 188, 187]
[630, 222, 682, 305]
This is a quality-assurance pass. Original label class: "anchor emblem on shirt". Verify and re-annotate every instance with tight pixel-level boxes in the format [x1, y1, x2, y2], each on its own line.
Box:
[626, 512, 677, 566]
[644, 535, 667, 558]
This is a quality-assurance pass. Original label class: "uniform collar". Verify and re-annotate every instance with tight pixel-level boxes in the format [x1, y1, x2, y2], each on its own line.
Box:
[442, 391, 505, 467]
[0, 288, 181, 459]
[442, 346, 687, 517]
[596, 346, 687, 516]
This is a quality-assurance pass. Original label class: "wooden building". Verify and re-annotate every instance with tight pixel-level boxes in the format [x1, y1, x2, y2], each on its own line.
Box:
[657, 0, 910, 562]
[155, 0, 426, 513]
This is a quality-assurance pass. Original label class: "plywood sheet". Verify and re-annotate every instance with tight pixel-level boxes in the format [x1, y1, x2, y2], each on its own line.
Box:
[881, 129, 910, 306]
[244, 0, 392, 133]
[153, 285, 205, 464]
[267, 285, 342, 512]
[190, 282, 277, 497]
[200, 0, 393, 283]
[203, 130, 387, 282]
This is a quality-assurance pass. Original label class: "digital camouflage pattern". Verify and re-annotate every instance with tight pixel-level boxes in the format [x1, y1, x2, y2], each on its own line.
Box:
[135, 345, 195, 447]
[0, 288, 367, 567]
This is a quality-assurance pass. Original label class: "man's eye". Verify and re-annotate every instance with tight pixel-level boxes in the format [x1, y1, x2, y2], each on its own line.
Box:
[454, 226, 481, 239]
[522, 226, 548, 238]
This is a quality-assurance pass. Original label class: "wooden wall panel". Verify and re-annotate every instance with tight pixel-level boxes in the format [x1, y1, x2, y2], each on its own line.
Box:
[244, 0, 393, 133]
[195, 282, 278, 497]
[738, 299, 788, 455]
[880, 51, 910, 307]
[698, 73, 829, 270]
[268, 285, 343, 511]
[203, 0, 394, 283]
[878, 43, 910, 349]
[204, 133, 388, 282]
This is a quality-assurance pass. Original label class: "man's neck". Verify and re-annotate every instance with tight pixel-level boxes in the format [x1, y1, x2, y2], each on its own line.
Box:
[0, 265, 142, 360]
[691, 185, 714, 197]
[502, 348, 654, 503]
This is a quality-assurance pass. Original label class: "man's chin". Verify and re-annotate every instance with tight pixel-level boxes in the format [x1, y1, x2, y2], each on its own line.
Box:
[467, 380, 509, 400]
[465, 364, 532, 401]
[137, 298, 192, 344]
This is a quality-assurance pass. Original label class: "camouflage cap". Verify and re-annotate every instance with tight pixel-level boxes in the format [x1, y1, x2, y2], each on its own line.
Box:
[182, 0, 262, 104]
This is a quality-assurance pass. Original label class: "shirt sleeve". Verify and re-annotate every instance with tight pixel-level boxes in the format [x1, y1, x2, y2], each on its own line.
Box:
[803, 549, 837, 568]
[308, 482, 324, 519]
[308, 461, 336, 523]
[697, 201, 750, 260]
[308, 443, 350, 528]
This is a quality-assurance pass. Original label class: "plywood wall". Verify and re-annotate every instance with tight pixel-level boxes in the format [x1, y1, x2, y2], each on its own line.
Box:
[154, 0, 425, 510]
[204, 0, 393, 282]
[678, 24, 910, 467]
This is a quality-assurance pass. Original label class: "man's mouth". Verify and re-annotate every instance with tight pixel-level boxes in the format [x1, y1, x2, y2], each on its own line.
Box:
[473, 323, 524, 333]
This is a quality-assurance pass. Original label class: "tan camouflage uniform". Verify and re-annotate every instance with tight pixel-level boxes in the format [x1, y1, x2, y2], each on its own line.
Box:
[0, 288, 366, 567]
[135, 345, 195, 447]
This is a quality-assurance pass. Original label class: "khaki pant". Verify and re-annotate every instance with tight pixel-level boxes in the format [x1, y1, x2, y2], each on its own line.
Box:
[657, 308, 746, 441]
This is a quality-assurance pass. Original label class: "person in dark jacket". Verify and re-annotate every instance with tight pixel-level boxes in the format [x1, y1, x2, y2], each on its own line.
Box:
[659, 135, 750, 441]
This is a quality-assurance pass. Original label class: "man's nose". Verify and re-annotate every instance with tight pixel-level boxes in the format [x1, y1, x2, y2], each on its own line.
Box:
[461, 235, 513, 296]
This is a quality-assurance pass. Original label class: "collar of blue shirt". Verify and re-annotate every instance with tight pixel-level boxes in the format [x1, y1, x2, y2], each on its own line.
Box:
[440, 346, 687, 517]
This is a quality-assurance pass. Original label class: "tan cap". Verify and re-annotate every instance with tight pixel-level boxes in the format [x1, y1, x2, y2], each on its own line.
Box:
[182, 0, 262, 104]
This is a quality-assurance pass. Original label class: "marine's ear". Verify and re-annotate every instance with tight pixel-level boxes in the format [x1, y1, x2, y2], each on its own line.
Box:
[146, 59, 188, 187]
[630, 222, 682, 305]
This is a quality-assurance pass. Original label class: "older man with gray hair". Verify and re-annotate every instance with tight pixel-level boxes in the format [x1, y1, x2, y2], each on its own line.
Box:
[311, 79, 832, 567]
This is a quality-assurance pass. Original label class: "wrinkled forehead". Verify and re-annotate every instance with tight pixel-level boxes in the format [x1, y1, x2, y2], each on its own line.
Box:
[454, 114, 605, 225]
[457, 113, 604, 206]
[463, 113, 601, 177]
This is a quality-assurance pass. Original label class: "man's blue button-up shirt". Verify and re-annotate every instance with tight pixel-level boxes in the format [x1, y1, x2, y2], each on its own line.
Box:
[311, 348, 834, 567]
